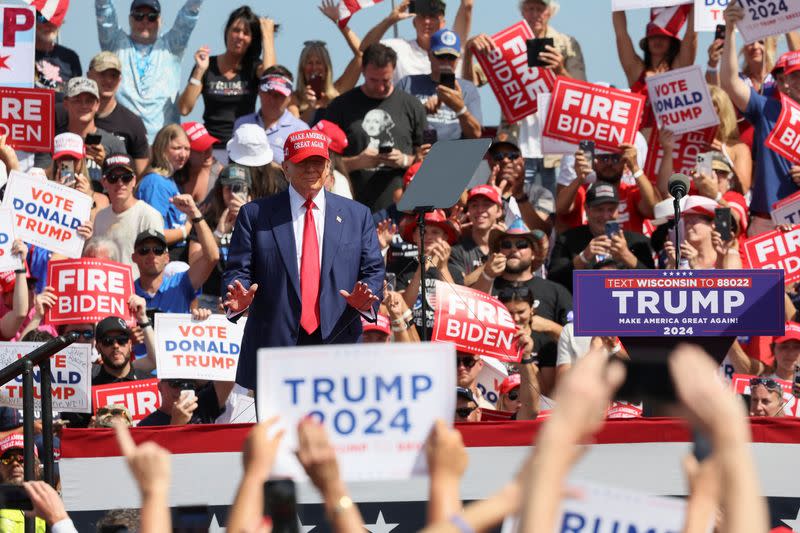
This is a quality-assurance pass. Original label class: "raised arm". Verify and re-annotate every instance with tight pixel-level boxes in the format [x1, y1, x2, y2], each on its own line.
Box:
[612, 10, 645, 86]
[674, 6, 698, 69]
[0, 241, 28, 339]
[656, 128, 676, 198]
[319, 1, 364, 93]
[720, 3, 751, 112]
[171, 195, 220, 290]
[258, 18, 277, 76]
[787, 30, 800, 51]
[359, 0, 413, 52]
[452, 0, 474, 49]
[177, 46, 209, 116]
[163, 0, 203, 57]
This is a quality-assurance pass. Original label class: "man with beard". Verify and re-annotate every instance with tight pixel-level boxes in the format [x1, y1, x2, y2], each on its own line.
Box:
[0, 435, 48, 531]
[92, 316, 152, 386]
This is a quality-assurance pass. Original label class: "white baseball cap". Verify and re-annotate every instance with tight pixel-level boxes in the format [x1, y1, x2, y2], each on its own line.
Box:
[227, 124, 273, 167]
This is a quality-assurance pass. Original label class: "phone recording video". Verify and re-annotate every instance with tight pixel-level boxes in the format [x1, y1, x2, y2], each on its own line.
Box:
[526, 37, 554, 68]
[439, 70, 456, 89]
[714, 207, 732, 242]
[264, 480, 299, 533]
[579, 140, 595, 168]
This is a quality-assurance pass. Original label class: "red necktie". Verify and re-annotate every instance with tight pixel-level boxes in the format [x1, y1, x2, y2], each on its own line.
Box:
[300, 198, 320, 334]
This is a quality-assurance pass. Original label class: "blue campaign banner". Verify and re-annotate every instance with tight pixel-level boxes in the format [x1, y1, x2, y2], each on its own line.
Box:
[573, 269, 785, 337]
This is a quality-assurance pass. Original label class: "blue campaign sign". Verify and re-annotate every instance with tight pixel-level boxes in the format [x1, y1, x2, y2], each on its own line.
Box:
[573, 269, 785, 337]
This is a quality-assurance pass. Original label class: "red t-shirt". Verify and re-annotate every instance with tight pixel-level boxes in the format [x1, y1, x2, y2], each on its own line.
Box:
[559, 181, 646, 233]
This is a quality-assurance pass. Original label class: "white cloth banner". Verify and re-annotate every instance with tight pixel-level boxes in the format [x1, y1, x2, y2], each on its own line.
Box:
[257, 342, 455, 481]
[737, 0, 800, 43]
[612, 0, 691, 10]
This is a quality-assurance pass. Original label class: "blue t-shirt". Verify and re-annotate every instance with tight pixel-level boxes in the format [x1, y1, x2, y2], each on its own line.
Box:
[137, 172, 187, 234]
[27, 246, 51, 294]
[135, 270, 197, 313]
[395, 75, 482, 141]
[744, 87, 800, 214]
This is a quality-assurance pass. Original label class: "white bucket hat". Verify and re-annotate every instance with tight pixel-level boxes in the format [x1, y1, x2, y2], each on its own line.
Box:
[227, 124, 274, 167]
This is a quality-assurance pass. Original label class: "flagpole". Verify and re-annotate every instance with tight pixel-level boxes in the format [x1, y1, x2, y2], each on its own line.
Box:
[391, 0, 398, 38]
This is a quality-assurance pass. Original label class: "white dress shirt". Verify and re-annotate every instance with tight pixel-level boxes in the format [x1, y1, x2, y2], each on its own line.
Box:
[288, 184, 326, 274]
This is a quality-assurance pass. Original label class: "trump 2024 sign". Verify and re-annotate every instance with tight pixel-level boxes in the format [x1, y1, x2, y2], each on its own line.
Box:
[573, 269, 785, 337]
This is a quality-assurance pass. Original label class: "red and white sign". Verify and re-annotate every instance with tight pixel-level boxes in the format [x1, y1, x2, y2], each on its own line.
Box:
[766, 94, 800, 165]
[611, 0, 691, 10]
[0, 208, 21, 272]
[2, 170, 92, 257]
[0, 4, 35, 88]
[542, 77, 645, 152]
[646, 65, 719, 135]
[643, 126, 717, 178]
[337, 0, 383, 28]
[743, 226, 800, 285]
[0, 87, 53, 152]
[771, 190, 800, 225]
[155, 313, 245, 382]
[607, 401, 643, 418]
[694, 0, 730, 31]
[731, 373, 799, 416]
[474, 20, 555, 123]
[92, 378, 161, 425]
[432, 281, 522, 363]
[737, 0, 800, 44]
[47, 258, 134, 325]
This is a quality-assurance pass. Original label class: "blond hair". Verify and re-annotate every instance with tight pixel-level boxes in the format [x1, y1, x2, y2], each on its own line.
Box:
[740, 36, 777, 77]
[294, 44, 339, 114]
[144, 124, 189, 178]
[710, 86, 740, 144]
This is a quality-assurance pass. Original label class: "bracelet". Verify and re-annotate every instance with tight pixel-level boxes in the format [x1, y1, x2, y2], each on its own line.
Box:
[191, 215, 204, 224]
[137, 320, 152, 329]
[579, 250, 589, 264]
[632, 169, 644, 180]
[520, 355, 538, 365]
[455, 106, 468, 117]
[189, 77, 202, 86]
[706, 65, 718, 73]
[14, 269, 25, 275]
[402, 309, 412, 321]
[391, 324, 409, 333]
[449, 514, 475, 533]
[180, 225, 188, 240]
[715, 192, 723, 202]
[481, 270, 494, 282]
[402, 154, 409, 167]
[390, 316, 406, 326]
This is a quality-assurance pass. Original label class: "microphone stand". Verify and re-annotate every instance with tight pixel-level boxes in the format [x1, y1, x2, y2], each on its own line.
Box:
[414, 206, 433, 341]
[673, 196, 681, 270]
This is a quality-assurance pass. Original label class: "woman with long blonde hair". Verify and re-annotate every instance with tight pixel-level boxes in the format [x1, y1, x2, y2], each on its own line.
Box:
[709, 85, 752, 193]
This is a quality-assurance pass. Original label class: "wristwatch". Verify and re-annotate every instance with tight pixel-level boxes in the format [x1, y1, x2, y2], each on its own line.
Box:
[137, 320, 152, 329]
[191, 215, 204, 224]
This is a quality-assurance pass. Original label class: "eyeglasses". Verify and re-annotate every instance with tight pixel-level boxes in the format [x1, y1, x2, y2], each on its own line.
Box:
[136, 246, 166, 256]
[100, 335, 130, 347]
[455, 406, 477, 418]
[499, 239, 530, 250]
[457, 356, 479, 369]
[131, 11, 159, 22]
[749, 377, 781, 392]
[490, 151, 521, 162]
[595, 154, 622, 164]
[96, 408, 128, 417]
[0, 455, 23, 466]
[105, 173, 135, 185]
[507, 389, 520, 401]
[303, 40, 327, 47]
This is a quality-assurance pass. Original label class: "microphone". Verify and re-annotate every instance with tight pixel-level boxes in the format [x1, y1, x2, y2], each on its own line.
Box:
[668, 173, 691, 200]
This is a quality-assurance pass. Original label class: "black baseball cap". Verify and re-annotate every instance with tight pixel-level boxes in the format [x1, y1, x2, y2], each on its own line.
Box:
[134, 229, 167, 248]
[456, 387, 476, 403]
[130, 0, 160, 13]
[102, 153, 134, 178]
[218, 164, 252, 187]
[96, 316, 131, 338]
[585, 182, 619, 208]
[419, 0, 446, 15]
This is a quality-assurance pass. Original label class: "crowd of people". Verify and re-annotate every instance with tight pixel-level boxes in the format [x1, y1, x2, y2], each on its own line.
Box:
[0, 0, 798, 530]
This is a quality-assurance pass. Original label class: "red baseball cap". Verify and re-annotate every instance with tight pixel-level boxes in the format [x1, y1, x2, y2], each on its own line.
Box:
[403, 161, 422, 188]
[467, 185, 501, 206]
[400, 209, 459, 244]
[774, 322, 800, 344]
[0, 434, 36, 457]
[0, 263, 34, 293]
[783, 50, 800, 76]
[181, 122, 219, 152]
[312, 120, 349, 155]
[361, 314, 391, 335]
[682, 195, 718, 219]
[283, 130, 331, 164]
[499, 373, 520, 395]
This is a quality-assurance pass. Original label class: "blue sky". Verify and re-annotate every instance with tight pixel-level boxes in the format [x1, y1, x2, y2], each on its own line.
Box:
[49, 0, 765, 125]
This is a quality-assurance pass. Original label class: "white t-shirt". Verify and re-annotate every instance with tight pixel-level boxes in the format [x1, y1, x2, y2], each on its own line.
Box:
[556, 322, 591, 367]
[93, 200, 165, 277]
[330, 169, 353, 199]
[381, 38, 431, 83]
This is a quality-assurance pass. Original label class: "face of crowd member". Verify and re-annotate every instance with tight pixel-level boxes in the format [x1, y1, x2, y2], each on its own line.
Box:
[93, 406, 132, 428]
[102, 169, 136, 206]
[500, 386, 522, 413]
[467, 197, 501, 232]
[362, 330, 390, 343]
[189, 147, 214, 169]
[520, 0, 551, 35]
[64, 92, 100, 125]
[35, 17, 58, 52]
[783, 70, 800, 102]
[455, 396, 480, 422]
[62, 324, 95, 345]
[283, 156, 330, 199]
[456, 353, 483, 389]
[593, 153, 625, 182]
[743, 40, 765, 66]
[647, 35, 672, 56]
[88, 68, 122, 99]
[0, 449, 25, 484]
[413, 12, 445, 48]
[749, 384, 784, 417]
[226, 17, 253, 56]
[157, 380, 195, 412]
[714, 168, 733, 194]
[505, 299, 533, 329]
[260, 90, 292, 124]
[429, 53, 458, 80]
[773, 340, 800, 372]
[412, 224, 447, 250]
[129, 7, 160, 45]
[499, 236, 534, 275]
[362, 63, 394, 99]
[166, 135, 191, 172]
[684, 213, 714, 246]
[132, 238, 169, 277]
[488, 145, 524, 185]
[96, 328, 132, 372]
[303, 51, 328, 81]
[586, 202, 619, 236]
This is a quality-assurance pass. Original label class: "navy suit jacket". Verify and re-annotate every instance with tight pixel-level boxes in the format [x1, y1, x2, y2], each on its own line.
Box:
[224, 190, 385, 389]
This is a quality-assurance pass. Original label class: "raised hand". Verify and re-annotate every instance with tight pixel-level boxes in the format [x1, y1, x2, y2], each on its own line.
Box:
[224, 280, 259, 314]
[319, 0, 340, 23]
[376, 218, 398, 249]
[194, 45, 210, 73]
[339, 281, 379, 312]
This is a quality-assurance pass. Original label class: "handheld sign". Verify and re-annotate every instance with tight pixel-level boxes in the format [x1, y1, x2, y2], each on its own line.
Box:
[743, 226, 800, 285]
[694, 0, 730, 31]
[0, 87, 54, 152]
[765, 94, 800, 164]
[0, 342, 92, 413]
[47, 258, 134, 325]
[155, 313, 245, 381]
[473, 20, 555, 122]
[572, 269, 785, 337]
[432, 281, 523, 363]
[731, 373, 798, 416]
[2, 170, 92, 257]
[0, 208, 21, 272]
[737, 0, 800, 43]
[542, 78, 645, 152]
[611, 0, 692, 9]
[771, 190, 800, 225]
[257, 342, 455, 481]
[0, 4, 35, 88]
[476, 356, 508, 405]
[646, 65, 719, 135]
[643, 126, 717, 178]
[92, 378, 161, 425]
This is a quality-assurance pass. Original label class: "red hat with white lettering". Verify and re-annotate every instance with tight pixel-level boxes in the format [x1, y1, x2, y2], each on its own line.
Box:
[0, 434, 36, 457]
[311, 120, 349, 154]
[283, 130, 330, 164]
[783, 50, 800, 76]
[499, 373, 520, 395]
[467, 185, 501, 206]
[361, 314, 391, 335]
[772, 51, 793, 76]
[773, 321, 800, 344]
[181, 122, 219, 152]
[53, 133, 85, 161]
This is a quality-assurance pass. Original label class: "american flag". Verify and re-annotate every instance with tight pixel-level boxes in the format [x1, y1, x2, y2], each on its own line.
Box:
[338, 0, 385, 28]
[22, 0, 69, 27]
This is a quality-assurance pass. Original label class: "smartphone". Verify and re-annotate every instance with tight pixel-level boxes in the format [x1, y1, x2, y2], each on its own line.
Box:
[579, 140, 595, 168]
[794, 365, 800, 398]
[308, 73, 324, 100]
[605, 220, 621, 239]
[408, 0, 416, 13]
[378, 142, 394, 155]
[714, 207, 732, 241]
[58, 159, 76, 187]
[84, 133, 102, 146]
[439, 71, 456, 89]
[385, 272, 396, 292]
[696, 152, 713, 178]
[173, 505, 209, 533]
[180, 389, 196, 402]
[526, 37, 554, 68]
[422, 127, 438, 145]
[692, 429, 713, 462]
[264, 480, 299, 533]
[0, 484, 33, 511]
[714, 24, 726, 41]
[230, 182, 249, 203]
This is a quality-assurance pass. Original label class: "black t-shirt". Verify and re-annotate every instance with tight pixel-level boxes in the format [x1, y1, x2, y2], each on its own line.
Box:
[95, 103, 150, 160]
[492, 277, 574, 326]
[35, 44, 82, 102]
[200, 56, 259, 145]
[137, 383, 223, 426]
[448, 234, 488, 286]
[325, 86, 426, 211]
[61, 364, 150, 428]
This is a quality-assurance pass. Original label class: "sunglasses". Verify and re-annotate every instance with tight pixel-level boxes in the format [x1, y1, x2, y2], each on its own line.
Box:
[131, 11, 159, 22]
[595, 154, 622, 164]
[136, 246, 166, 256]
[749, 377, 781, 391]
[497, 286, 532, 301]
[0, 455, 23, 466]
[166, 380, 196, 390]
[490, 151, 521, 162]
[70, 329, 94, 340]
[507, 389, 520, 401]
[457, 357, 479, 369]
[100, 335, 130, 347]
[455, 406, 477, 418]
[304, 40, 327, 47]
[96, 408, 128, 417]
[105, 173, 134, 185]
[500, 239, 530, 250]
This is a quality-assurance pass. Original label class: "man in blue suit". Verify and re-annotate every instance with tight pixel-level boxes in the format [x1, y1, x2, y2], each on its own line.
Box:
[223, 129, 385, 390]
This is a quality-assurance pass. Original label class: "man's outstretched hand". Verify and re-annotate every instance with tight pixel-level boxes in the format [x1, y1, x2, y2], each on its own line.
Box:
[339, 281, 379, 312]
[224, 280, 259, 314]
